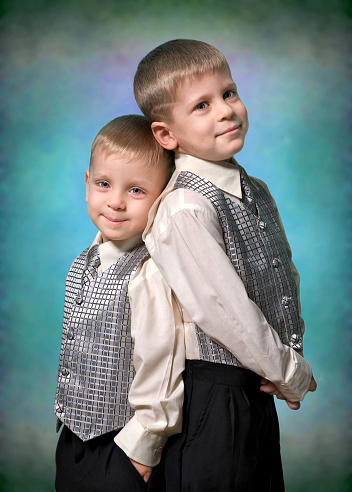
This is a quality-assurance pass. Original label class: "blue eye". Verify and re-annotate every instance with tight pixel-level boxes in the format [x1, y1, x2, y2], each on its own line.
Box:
[98, 181, 109, 188]
[131, 188, 143, 195]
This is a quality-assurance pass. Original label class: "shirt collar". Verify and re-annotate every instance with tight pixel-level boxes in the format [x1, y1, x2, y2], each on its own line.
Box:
[175, 153, 243, 199]
[88, 231, 143, 273]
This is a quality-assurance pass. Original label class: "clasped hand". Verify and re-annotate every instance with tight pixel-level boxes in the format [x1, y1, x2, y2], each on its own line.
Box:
[260, 376, 317, 410]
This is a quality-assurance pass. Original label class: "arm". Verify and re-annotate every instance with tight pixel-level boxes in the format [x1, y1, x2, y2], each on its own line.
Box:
[144, 188, 312, 402]
[115, 258, 185, 469]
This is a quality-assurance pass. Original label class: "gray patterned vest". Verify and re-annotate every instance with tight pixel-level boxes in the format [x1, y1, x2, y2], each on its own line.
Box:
[174, 168, 303, 367]
[54, 243, 149, 441]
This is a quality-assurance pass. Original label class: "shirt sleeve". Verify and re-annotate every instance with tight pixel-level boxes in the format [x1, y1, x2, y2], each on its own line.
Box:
[144, 188, 312, 402]
[114, 258, 185, 467]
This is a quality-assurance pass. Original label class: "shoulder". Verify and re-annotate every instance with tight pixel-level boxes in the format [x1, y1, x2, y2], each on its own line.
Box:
[128, 256, 171, 295]
[250, 175, 269, 192]
[145, 187, 221, 246]
[163, 187, 216, 214]
[69, 247, 89, 268]
[250, 176, 277, 207]
[153, 187, 218, 229]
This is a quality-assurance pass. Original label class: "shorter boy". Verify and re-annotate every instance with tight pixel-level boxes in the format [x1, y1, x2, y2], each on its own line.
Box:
[134, 40, 317, 491]
[54, 115, 185, 492]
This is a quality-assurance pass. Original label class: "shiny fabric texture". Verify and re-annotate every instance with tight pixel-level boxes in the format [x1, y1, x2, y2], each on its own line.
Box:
[54, 243, 149, 441]
[173, 167, 303, 367]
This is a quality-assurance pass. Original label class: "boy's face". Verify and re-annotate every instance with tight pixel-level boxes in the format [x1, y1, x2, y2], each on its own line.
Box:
[85, 149, 167, 243]
[154, 69, 248, 161]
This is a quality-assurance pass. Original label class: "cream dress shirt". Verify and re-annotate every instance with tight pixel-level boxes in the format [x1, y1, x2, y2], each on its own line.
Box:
[143, 153, 313, 403]
[88, 232, 186, 467]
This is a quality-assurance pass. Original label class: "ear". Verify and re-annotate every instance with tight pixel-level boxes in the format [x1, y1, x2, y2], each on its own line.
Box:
[151, 122, 178, 150]
[85, 170, 90, 203]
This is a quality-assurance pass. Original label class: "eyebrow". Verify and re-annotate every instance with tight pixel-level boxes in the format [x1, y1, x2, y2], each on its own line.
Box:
[91, 171, 110, 181]
[186, 81, 238, 110]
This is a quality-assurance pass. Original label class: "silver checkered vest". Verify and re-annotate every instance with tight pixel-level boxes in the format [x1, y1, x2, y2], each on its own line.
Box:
[174, 167, 303, 367]
[54, 243, 149, 441]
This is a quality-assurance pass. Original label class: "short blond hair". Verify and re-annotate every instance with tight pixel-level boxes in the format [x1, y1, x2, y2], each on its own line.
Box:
[134, 39, 231, 123]
[90, 114, 174, 174]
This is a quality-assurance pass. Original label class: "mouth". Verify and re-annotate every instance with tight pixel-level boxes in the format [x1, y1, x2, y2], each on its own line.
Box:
[218, 124, 241, 137]
[104, 216, 127, 224]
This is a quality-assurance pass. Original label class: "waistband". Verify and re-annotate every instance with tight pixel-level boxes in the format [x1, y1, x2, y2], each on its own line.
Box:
[185, 359, 261, 387]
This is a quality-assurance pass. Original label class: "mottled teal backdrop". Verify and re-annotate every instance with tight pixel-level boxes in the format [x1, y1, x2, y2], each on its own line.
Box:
[1, 0, 351, 491]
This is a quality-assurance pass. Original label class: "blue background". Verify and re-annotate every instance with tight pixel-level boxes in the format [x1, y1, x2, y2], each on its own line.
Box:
[1, 1, 351, 491]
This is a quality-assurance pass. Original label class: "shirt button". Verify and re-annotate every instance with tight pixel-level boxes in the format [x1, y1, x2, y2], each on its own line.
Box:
[272, 258, 281, 268]
[282, 296, 292, 307]
[259, 221, 267, 230]
[61, 368, 70, 377]
[67, 331, 75, 340]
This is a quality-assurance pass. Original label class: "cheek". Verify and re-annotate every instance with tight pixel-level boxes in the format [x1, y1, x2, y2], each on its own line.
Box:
[240, 105, 248, 123]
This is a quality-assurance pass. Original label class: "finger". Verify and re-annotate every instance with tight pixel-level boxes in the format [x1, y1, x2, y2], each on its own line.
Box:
[309, 376, 317, 392]
[143, 471, 152, 483]
[286, 400, 300, 410]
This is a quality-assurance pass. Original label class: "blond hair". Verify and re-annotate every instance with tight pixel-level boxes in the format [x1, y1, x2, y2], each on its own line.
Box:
[90, 114, 173, 174]
[134, 39, 231, 123]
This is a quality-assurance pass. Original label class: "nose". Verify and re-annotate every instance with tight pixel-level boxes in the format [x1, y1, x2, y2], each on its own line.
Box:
[217, 99, 234, 120]
[107, 192, 126, 211]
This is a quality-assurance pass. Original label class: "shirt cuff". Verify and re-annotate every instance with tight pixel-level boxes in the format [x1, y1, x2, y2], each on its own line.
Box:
[278, 351, 313, 401]
[114, 416, 168, 467]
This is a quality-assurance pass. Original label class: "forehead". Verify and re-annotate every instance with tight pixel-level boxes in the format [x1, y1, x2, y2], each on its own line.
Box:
[175, 69, 235, 100]
[91, 149, 167, 182]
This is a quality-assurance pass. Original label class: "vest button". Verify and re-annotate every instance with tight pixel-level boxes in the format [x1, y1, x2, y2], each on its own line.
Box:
[282, 296, 292, 307]
[272, 258, 281, 268]
[75, 292, 83, 304]
[244, 185, 251, 196]
[259, 221, 267, 230]
[289, 333, 303, 349]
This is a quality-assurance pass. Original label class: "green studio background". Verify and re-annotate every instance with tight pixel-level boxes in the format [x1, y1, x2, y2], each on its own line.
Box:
[1, 1, 351, 491]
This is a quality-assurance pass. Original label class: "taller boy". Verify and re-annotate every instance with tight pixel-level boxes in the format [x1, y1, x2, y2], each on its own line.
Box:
[134, 39, 316, 491]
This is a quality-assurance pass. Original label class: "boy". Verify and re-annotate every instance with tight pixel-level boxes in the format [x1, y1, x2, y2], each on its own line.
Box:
[134, 39, 317, 491]
[54, 114, 186, 491]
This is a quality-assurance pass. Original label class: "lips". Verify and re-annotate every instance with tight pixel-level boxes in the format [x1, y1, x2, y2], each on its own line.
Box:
[218, 124, 241, 137]
[104, 216, 127, 223]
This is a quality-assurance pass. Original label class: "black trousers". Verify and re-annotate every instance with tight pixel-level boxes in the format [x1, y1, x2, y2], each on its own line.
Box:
[150, 360, 284, 492]
[55, 426, 151, 492]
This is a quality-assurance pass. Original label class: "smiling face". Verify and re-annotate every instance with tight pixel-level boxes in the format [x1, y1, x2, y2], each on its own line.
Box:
[85, 149, 168, 243]
[152, 69, 249, 162]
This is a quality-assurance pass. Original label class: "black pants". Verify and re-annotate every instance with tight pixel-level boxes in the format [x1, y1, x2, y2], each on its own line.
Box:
[55, 426, 151, 492]
[150, 360, 284, 492]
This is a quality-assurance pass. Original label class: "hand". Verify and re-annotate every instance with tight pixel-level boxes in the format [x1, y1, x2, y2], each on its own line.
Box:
[260, 378, 301, 410]
[130, 459, 153, 483]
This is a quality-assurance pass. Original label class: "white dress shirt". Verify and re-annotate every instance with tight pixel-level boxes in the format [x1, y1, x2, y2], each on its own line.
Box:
[143, 153, 313, 402]
[89, 232, 186, 467]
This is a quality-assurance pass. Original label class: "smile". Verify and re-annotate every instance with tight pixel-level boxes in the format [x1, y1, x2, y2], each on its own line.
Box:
[218, 124, 241, 137]
[104, 216, 127, 224]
